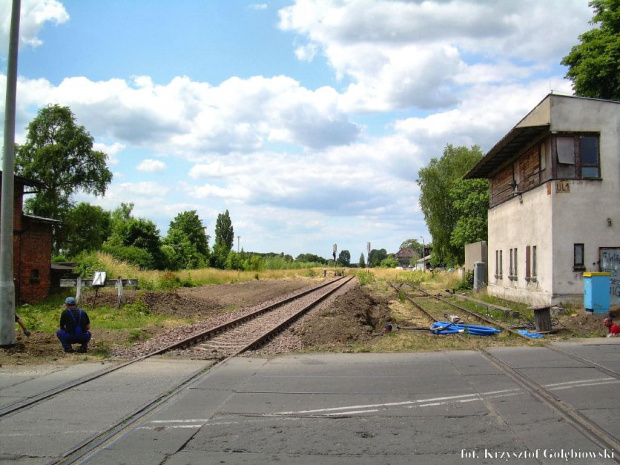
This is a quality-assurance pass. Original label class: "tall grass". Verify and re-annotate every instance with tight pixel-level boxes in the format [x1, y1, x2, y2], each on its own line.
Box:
[82, 252, 326, 290]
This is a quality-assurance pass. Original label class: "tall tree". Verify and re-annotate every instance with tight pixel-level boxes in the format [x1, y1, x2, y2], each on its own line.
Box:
[449, 179, 488, 251]
[338, 250, 351, 266]
[561, 0, 620, 100]
[16, 104, 113, 252]
[359, 253, 366, 268]
[64, 203, 112, 258]
[163, 210, 210, 270]
[214, 210, 234, 251]
[417, 144, 486, 266]
[105, 203, 165, 269]
[399, 238, 422, 258]
[368, 248, 387, 267]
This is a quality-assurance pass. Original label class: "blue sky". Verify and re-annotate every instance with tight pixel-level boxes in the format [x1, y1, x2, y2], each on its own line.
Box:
[1, 0, 593, 261]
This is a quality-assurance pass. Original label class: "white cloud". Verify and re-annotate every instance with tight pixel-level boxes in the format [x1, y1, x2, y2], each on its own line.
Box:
[0, 0, 69, 51]
[92, 142, 125, 166]
[10, 74, 360, 155]
[279, 0, 592, 111]
[137, 159, 166, 173]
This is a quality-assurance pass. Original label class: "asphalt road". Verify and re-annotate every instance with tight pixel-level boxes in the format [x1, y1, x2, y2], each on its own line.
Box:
[1, 339, 619, 465]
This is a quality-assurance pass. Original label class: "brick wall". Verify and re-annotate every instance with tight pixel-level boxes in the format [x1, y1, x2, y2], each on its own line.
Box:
[0, 176, 54, 303]
[15, 218, 53, 303]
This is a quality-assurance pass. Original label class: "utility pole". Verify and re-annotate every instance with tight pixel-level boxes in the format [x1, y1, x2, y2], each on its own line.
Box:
[420, 236, 425, 272]
[0, 0, 21, 347]
[237, 236, 240, 253]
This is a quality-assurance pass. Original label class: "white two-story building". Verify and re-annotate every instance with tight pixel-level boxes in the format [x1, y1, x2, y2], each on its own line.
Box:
[465, 94, 619, 307]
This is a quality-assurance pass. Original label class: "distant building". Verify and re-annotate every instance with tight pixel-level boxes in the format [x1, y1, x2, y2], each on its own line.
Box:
[394, 248, 416, 268]
[465, 94, 619, 307]
[0, 173, 59, 303]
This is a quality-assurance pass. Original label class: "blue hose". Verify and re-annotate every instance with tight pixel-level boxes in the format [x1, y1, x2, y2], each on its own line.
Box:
[431, 321, 501, 336]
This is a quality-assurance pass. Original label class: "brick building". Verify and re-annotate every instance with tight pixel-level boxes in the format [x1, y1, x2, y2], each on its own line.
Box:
[0, 173, 58, 303]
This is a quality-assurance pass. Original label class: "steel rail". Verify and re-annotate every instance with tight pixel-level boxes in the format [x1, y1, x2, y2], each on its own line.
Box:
[480, 349, 620, 463]
[388, 281, 523, 337]
[41, 276, 354, 464]
[389, 281, 620, 461]
[0, 277, 345, 418]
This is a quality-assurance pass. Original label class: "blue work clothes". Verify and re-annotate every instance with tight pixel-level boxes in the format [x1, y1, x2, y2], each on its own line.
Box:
[57, 308, 91, 351]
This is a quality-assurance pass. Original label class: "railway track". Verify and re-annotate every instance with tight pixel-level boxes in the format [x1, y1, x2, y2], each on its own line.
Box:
[388, 281, 514, 336]
[0, 276, 354, 464]
[387, 281, 620, 461]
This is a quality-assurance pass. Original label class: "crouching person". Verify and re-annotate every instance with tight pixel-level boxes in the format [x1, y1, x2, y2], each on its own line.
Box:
[57, 297, 91, 353]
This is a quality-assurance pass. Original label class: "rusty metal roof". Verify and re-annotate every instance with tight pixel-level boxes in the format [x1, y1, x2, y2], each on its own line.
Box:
[464, 124, 550, 179]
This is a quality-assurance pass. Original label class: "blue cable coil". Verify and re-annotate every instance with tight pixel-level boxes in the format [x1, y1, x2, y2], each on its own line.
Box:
[430, 321, 501, 336]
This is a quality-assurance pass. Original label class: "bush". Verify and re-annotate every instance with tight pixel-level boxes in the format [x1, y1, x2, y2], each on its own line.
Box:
[455, 270, 474, 291]
[357, 271, 375, 286]
[158, 271, 181, 290]
[74, 252, 109, 278]
[102, 244, 155, 269]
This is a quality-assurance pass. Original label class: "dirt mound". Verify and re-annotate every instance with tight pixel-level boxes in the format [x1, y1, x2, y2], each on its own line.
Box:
[557, 304, 620, 337]
[292, 283, 391, 348]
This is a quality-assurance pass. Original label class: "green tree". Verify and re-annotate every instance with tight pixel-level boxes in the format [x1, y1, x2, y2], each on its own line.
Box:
[338, 250, 351, 266]
[359, 253, 366, 268]
[64, 202, 112, 258]
[163, 210, 210, 270]
[295, 253, 327, 265]
[399, 239, 422, 255]
[380, 256, 399, 268]
[105, 203, 165, 269]
[417, 144, 485, 266]
[214, 210, 234, 251]
[16, 104, 113, 252]
[449, 179, 488, 250]
[368, 248, 387, 267]
[561, 0, 620, 100]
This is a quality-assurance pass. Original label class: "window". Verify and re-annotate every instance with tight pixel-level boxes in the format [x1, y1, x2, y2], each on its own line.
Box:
[500, 250, 503, 279]
[580, 136, 599, 178]
[508, 248, 517, 280]
[495, 250, 503, 279]
[574, 243, 585, 271]
[555, 134, 600, 180]
[526, 246, 537, 282]
[514, 248, 518, 276]
[30, 269, 40, 284]
[526, 246, 530, 280]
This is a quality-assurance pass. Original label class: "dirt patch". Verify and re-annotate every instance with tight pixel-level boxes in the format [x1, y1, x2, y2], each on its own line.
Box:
[79, 278, 314, 318]
[555, 304, 620, 337]
[1, 278, 316, 365]
[292, 283, 391, 348]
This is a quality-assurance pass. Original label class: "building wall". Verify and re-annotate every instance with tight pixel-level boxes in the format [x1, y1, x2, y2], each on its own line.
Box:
[464, 241, 487, 271]
[0, 177, 53, 303]
[488, 185, 554, 306]
[15, 218, 53, 303]
[487, 96, 619, 306]
[550, 98, 619, 304]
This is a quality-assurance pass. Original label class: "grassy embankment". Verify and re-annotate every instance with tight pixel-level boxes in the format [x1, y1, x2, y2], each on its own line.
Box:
[17, 252, 326, 339]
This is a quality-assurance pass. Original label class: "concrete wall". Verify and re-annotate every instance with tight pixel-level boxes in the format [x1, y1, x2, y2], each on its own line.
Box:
[487, 186, 554, 306]
[487, 96, 620, 306]
[464, 241, 487, 271]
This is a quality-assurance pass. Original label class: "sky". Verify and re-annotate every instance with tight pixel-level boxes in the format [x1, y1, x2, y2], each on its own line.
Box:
[0, 0, 594, 261]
